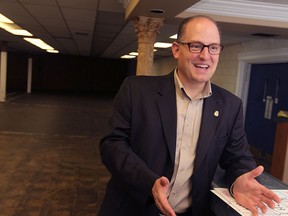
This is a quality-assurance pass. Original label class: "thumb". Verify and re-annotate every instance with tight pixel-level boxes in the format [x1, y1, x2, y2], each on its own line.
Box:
[247, 165, 264, 179]
[160, 176, 170, 187]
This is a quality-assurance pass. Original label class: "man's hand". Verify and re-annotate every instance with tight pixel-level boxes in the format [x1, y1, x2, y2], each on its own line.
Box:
[233, 165, 281, 216]
[152, 176, 176, 216]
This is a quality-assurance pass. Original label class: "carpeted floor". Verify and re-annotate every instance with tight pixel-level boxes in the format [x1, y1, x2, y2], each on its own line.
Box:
[0, 93, 112, 216]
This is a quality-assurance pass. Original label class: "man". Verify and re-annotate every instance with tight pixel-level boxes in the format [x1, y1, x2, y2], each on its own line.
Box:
[99, 15, 280, 216]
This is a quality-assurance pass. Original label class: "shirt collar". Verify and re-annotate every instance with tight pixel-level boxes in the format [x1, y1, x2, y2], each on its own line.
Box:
[174, 68, 212, 100]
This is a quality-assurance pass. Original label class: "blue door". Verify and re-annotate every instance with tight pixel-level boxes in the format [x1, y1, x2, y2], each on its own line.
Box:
[245, 63, 288, 155]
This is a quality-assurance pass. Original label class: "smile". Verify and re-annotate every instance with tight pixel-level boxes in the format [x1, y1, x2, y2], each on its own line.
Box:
[194, 64, 209, 69]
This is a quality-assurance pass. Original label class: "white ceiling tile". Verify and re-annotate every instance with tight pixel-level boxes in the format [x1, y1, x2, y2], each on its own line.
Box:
[98, 0, 124, 13]
[24, 4, 63, 19]
[18, 0, 57, 6]
[66, 21, 94, 33]
[48, 28, 71, 38]
[58, 0, 99, 10]
[37, 18, 67, 29]
[55, 38, 78, 54]
[0, 1, 30, 16]
[61, 8, 96, 22]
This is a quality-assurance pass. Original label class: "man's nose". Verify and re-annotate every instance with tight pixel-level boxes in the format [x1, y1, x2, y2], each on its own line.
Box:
[199, 46, 210, 59]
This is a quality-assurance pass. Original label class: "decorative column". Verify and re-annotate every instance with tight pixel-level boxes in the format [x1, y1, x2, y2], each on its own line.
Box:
[134, 16, 164, 75]
[0, 42, 7, 102]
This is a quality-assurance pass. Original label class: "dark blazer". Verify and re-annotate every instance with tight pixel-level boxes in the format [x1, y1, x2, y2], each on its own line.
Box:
[99, 71, 256, 216]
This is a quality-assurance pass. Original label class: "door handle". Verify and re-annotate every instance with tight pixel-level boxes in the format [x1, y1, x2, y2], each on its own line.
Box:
[264, 96, 273, 120]
[274, 79, 279, 104]
[263, 79, 268, 102]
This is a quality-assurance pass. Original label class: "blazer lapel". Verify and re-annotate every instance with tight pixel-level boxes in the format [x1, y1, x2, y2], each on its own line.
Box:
[193, 94, 221, 172]
[156, 73, 177, 163]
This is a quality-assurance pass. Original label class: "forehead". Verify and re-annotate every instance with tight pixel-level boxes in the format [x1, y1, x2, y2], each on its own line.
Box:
[183, 18, 220, 42]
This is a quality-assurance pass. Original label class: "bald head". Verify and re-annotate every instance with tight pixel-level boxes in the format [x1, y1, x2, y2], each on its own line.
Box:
[177, 15, 221, 42]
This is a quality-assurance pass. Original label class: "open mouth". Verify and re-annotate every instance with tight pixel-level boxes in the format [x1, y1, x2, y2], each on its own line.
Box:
[194, 64, 209, 69]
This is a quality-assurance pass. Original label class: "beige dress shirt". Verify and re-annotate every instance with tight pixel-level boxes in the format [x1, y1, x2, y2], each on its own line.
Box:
[167, 70, 212, 213]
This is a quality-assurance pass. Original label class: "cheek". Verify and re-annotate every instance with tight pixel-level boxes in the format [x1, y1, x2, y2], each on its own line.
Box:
[213, 56, 220, 64]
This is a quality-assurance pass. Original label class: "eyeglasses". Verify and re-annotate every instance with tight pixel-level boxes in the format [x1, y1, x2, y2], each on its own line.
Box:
[177, 41, 224, 55]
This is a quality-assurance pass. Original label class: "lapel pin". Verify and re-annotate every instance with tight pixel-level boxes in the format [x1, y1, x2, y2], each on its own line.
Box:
[214, 111, 219, 117]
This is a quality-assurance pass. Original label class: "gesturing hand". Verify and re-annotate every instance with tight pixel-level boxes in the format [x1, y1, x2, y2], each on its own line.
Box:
[152, 176, 176, 216]
[233, 166, 281, 216]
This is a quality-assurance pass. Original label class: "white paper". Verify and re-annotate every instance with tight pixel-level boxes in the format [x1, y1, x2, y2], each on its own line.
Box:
[211, 188, 288, 216]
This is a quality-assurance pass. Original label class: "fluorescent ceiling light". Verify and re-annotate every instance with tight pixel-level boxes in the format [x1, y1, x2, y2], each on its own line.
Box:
[0, 22, 14, 30]
[0, 13, 13, 23]
[0, 15, 32, 36]
[24, 38, 54, 50]
[154, 42, 172, 48]
[0, 13, 57, 53]
[170, 34, 177, 39]
[47, 49, 59, 53]
[7, 29, 33, 36]
[129, 52, 138, 56]
[121, 55, 136, 59]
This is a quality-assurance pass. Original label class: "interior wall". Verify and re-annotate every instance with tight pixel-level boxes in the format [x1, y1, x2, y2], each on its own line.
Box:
[152, 56, 177, 76]
[6, 53, 134, 96]
[153, 38, 288, 94]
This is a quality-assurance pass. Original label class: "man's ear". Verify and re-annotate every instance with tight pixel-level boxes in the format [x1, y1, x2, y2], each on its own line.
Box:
[171, 42, 179, 59]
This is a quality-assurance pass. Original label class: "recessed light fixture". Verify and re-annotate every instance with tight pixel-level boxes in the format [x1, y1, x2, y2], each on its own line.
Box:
[170, 34, 177, 39]
[7, 29, 33, 36]
[0, 14, 13, 23]
[149, 9, 165, 14]
[0, 19, 33, 36]
[24, 38, 54, 50]
[47, 49, 59, 53]
[0, 12, 58, 53]
[154, 42, 172, 48]
[129, 52, 138, 56]
[121, 55, 136, 59]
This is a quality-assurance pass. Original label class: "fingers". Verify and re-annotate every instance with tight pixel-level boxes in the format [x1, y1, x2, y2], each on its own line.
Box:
[249, 205, 259, 216]
[152, 177, 176, 216]
[262, 188, 281, 204]
[155, 196, 176, 216]
[257, 200, 268, 214]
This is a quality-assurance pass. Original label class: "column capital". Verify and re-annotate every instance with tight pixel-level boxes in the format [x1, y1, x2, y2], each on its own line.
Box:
[134, 16, 164, 44]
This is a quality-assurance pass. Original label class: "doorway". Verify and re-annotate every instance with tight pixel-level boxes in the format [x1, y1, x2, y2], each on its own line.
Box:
[236, 48, 288, 172]
[245, 63, 288, 160]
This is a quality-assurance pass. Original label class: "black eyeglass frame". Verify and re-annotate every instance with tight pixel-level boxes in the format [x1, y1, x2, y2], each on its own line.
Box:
[177, 41, 224, 55]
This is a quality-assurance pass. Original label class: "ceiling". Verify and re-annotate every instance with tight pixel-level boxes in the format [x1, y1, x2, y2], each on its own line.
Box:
[1, 0, 288, 59]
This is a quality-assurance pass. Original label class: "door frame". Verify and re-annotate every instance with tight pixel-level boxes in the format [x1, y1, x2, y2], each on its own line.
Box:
[235, 47, 288, 116]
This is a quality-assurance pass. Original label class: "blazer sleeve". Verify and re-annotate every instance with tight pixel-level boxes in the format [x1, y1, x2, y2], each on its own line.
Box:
[99, 77, 159, 206]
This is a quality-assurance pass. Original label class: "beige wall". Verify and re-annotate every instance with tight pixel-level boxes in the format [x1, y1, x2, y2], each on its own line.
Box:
[153, 38, 288, 94]
[152, 56, 177, 76]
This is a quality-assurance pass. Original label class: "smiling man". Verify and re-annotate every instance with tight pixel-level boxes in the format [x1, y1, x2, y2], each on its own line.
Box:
[99, 15, 280, 216]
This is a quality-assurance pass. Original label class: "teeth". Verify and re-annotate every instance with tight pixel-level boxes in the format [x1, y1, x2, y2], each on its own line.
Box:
[195, 64, 208, 69]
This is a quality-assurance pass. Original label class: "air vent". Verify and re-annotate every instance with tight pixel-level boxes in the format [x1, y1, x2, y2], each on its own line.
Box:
[251, 33, 278, 38]
[75, 32, 88, 36]
[149, 9, 165, 14]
